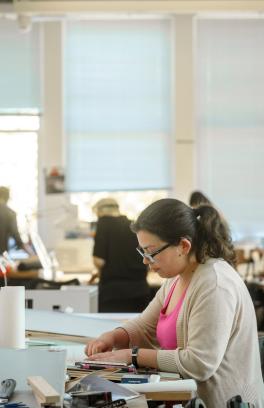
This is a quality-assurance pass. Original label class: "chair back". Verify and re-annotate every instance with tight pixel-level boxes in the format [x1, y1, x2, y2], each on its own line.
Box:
[259, 335, 264, 381]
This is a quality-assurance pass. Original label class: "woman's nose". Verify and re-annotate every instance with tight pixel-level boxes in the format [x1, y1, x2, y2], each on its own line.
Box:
[144, 256, 154, 266]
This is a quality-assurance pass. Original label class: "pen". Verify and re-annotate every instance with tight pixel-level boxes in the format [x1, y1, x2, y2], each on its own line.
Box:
[3, 403, 26, 406]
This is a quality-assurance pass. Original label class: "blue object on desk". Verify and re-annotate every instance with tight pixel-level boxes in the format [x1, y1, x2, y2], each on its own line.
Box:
[121, 374, 149, 384]
[0, 403, 29, 408]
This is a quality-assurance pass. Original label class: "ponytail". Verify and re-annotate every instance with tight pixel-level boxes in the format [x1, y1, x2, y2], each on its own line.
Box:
[193, 205, 236, 267]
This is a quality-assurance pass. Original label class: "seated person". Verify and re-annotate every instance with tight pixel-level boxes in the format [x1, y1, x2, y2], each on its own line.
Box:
[85, 198, 264, 408]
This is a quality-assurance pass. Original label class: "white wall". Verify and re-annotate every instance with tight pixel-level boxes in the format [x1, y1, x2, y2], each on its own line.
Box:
[171, 15, 195, 202]
[38, 22, 68, 248]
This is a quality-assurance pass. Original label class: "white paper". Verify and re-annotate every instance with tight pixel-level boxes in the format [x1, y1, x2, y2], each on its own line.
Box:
[26, 309, 119, 337]
[54, 343, 86, 366]
[0, 286, 25, 348]
[120, 379, 197, 393]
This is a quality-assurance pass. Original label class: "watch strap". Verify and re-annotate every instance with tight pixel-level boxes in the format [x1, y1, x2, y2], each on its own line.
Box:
[131, 346, 139, 369]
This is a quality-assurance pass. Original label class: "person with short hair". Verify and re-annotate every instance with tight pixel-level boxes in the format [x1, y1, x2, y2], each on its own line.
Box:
[85, 198, 264, 408]
[91, 197, 150, 313]
[0, 186, 32, 255]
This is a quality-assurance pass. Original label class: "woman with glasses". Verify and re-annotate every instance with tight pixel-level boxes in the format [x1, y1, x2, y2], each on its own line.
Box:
[85, 198, 264, 408]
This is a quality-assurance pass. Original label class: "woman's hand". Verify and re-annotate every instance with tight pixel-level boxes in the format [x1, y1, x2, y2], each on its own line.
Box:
[87, 349, 132, 365]
[85, 331, 116, 356]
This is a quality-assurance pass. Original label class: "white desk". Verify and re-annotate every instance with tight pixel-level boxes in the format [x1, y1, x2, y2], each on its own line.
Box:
[26, 309, 121, 339]
[26, 310, 138, 365]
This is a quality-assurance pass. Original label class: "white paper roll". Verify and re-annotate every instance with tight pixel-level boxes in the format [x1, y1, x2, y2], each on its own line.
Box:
[121, 379, 197, 393]
[0, 286, 25, 348]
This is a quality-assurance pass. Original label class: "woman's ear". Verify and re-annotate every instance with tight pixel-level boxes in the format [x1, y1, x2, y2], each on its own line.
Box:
[179, 238, 192, 255]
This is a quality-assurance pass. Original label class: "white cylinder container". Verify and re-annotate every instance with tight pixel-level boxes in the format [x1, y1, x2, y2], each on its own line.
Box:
[0, 286, 25, 348]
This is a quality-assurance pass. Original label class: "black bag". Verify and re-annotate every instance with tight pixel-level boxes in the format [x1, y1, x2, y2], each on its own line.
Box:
[245, 282, 264, 331]
[227, 395, 255, 408]
[259, 335, 264, 381]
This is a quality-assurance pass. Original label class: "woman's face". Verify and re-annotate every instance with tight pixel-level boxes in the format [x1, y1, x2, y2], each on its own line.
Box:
[136, 230, 190, 279]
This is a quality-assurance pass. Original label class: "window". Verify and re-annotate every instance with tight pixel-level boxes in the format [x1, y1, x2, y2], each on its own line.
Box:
[0, 19, 41, 239]
[70, 189, 168, 223]
[0, 115, 39, 239]
[196, 18, 264, 241]
[64, 19, 172, 192]
[0, 20, 41, 111]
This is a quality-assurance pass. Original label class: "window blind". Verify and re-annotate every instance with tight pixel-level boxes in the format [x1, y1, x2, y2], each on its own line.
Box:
[64, 19, 172, 192]
[196, 19, 264, 240]
[0, 19, 41, 111]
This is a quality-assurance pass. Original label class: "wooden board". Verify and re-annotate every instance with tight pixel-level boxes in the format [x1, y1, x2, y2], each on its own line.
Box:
[27, 376, 60, 404]
[143, 390, 193, 401]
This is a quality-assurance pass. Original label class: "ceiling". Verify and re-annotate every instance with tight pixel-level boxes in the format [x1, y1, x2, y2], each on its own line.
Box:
[1, 0, 264, 17]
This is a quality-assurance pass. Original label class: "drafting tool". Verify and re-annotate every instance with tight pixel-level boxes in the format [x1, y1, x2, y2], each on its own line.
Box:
[0, 403, 29, 408]
[75, 362, 135, 372]
[79, 360, 130, 368]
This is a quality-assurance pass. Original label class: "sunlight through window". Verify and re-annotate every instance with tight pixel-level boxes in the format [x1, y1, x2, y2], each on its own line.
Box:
[0, 115, 38, 240]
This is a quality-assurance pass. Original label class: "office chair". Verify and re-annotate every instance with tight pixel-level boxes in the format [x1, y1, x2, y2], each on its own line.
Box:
[259, 335, 264, 381]
[226, 395, 255, 407]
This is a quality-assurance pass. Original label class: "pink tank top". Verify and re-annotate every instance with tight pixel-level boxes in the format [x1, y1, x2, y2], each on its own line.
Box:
[156, 278, 188, 349]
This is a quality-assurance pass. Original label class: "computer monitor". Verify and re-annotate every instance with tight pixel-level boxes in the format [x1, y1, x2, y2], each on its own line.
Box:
[29, 228, 55, 280]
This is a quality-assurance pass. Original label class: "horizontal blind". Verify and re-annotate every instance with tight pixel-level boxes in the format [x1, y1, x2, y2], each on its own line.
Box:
[196, 19, 264, 240]
[64, 19, 171, 192]
[0, 20, 41, 111]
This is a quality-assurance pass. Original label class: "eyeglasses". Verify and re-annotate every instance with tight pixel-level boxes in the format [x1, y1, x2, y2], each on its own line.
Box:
[136, 243, 171, 263]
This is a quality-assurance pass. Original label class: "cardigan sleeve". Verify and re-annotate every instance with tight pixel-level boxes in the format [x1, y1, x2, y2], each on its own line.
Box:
[157, 283, 237, 380]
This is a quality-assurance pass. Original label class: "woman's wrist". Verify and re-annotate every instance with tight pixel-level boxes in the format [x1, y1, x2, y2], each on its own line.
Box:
[131, 346, 139, 368]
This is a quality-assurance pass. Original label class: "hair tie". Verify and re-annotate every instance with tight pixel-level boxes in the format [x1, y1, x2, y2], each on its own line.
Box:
[193, 207, 200, 220]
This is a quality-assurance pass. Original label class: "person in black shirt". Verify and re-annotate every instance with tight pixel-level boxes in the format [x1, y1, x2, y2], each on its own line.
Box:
[92, 198, 150, 313]
[0, 186, 33, 255]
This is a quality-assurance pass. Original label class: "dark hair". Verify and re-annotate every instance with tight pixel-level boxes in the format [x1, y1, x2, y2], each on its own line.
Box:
[0, 186, 10, 202]
[132, 198, 236, 267]
[189, 190, 212, 208]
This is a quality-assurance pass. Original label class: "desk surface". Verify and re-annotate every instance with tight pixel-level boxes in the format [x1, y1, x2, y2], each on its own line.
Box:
[26, 309, 121, 339]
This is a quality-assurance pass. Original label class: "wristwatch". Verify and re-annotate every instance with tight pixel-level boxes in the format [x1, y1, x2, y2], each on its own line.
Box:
[131, 346, 139, 369]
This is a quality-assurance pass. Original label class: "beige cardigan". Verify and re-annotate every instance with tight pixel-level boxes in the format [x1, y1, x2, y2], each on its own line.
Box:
[122, 258, 264, 408]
